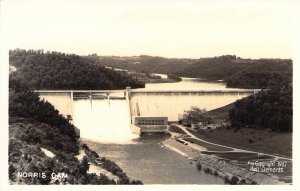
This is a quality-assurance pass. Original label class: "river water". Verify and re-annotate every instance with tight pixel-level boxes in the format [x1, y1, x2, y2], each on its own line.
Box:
[41, 78, 251, 184]
[84, 134, 224, 184]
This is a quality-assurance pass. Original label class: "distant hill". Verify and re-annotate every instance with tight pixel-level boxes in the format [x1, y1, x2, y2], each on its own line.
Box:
[176, 55, 292, 89]
[9, 49, 144, 90]
[85, 54, 195, 74]
[88, 54, 292, 89]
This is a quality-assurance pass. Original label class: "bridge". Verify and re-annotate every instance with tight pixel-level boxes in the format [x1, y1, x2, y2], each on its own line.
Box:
[35, 90, 126, 100]
[127, 89, 260, 97]
[130, 89, 259, 93]
[35, 89, 259, 98]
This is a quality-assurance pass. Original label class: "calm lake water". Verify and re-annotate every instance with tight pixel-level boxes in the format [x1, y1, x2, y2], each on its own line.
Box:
[40, 78, 251, 184]
[140, 77, 242, 91]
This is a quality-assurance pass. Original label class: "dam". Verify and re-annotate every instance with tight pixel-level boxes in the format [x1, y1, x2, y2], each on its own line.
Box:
[32, 80, 272, 185]
[36, 87, 257, 138]
[35, 78, 258, 142]
[36, 89, 256, 117]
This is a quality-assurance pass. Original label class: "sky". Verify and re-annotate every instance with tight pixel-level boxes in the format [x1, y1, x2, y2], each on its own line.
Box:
[0, 0, 299, 58]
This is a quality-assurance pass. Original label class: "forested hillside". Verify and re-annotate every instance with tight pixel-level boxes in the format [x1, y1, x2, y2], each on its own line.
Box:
[226, 71, 292, 89]
[177, 55, 242, 79]
[220, 56, 293, 132]
[9, 85, 104, 184]
[9, 49, 144, 90]
[86, 54, 193, 74]
[228, 74, 292, 132]
[176, 55, 292, 89]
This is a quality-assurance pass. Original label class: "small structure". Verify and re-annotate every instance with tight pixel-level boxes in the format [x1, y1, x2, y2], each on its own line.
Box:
[132, 116, 168, 133]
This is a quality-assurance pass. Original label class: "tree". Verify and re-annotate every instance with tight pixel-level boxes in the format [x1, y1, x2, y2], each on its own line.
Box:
[79, 156, 90, 175]
[66, 115, 73, 122]
[9, 49, 145, 90]
[9, 164, 16, 181]
[182, 107, 210, 124]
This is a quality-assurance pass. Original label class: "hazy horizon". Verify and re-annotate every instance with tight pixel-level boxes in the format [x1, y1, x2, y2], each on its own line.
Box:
[2, 0, 299, 59]
[9, 47, 293, 60]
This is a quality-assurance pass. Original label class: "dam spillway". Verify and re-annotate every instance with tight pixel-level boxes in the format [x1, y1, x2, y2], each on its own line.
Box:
[72, 98, 138, 144]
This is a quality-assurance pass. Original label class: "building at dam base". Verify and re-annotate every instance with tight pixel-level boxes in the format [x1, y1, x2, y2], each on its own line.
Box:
[132, 116, 168, 133]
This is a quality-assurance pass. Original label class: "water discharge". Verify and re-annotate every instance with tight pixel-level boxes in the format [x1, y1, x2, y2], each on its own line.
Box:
[72, 99, 139, 144]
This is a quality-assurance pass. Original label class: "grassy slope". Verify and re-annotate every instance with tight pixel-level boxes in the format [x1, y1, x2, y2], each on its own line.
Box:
[206, 103, 235, 120]
[188, 128, 292, 158]
[191, 102, 292, 158]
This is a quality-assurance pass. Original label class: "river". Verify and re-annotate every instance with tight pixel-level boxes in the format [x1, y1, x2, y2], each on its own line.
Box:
[84, 133, 224, 184]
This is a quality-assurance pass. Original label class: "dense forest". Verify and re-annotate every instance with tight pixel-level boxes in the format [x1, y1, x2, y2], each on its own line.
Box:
[177, 56, 292, 82]
[9, 49, 144, 90]
[224, 58, 293, 132]
[229, 79, 292, 132]
[226, 71, 292, 89]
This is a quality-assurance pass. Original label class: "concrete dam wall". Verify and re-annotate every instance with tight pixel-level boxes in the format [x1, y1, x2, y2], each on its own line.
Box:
[36, 89, 257, 134]
[129, 90, 255, 121]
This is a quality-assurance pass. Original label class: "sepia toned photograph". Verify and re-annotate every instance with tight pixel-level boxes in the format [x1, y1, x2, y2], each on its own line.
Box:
[1, 0, 299, 190]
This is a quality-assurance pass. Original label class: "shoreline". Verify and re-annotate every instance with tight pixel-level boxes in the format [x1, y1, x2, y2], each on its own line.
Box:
[77, 139, 143, 184]
[161, 132, 289, 185]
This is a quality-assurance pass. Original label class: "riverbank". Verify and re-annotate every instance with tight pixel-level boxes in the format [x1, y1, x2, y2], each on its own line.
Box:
[77, 139, 143, 184]
[162, 128, 290, 185]
[105, 66, 181, 84]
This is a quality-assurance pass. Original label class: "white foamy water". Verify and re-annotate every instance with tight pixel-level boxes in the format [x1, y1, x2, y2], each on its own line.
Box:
[72, 99, 139, 144]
